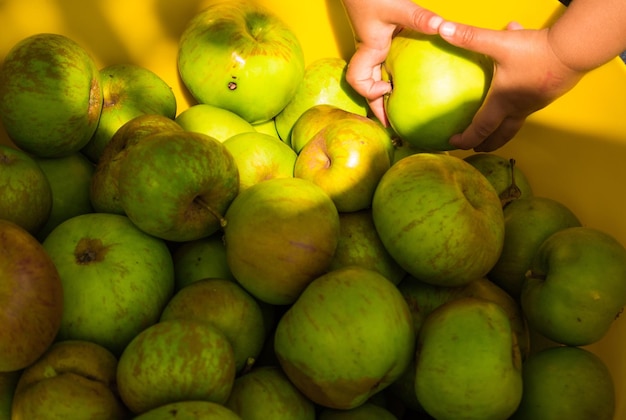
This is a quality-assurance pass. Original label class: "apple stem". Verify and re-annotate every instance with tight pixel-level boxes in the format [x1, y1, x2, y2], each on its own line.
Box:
[195, 196, 228, 229]
[499, 158, 522, 208]
[525, 269, 547, 282]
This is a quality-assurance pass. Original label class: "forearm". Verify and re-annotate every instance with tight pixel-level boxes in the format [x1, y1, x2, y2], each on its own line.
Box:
[549, 0, 626, 71]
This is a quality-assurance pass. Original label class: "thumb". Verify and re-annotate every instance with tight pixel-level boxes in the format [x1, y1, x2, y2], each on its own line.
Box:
[438, 21, 508, 57]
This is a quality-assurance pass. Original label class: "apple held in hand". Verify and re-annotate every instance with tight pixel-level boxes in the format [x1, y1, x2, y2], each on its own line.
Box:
[118, 129, 239, 242]
[382, 31, 492, 151]
[274, 266, 415, 410]
[372, 153, 505, 287]
[522, 226, 626, 346]
[294, 114, 394, 213]
[178, 0, 305, 124]
[0, 33, 103, 157]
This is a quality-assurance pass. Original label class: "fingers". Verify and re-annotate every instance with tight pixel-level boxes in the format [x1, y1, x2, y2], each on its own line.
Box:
[345, 46, 391, 99]
[450, 108, 526, 152]
[438, 21, 514, 59]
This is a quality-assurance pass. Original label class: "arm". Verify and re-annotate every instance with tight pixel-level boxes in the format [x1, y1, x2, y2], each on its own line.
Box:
[340, 0, 442, 125]
[438, 0, 626, 151]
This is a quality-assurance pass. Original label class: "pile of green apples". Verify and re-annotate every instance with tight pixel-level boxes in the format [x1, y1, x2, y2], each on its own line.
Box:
[1, 0, 626, 419]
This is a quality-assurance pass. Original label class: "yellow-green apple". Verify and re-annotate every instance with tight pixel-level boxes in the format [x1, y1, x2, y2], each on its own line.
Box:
[42, 213, 175, 356]
[175, 103, 255, 142]
[372, 153, 505, 286]
[34, 152, 95, 241]
[382, 31, 492, 151]
[0, 370, 20, 418]
[223, 177, 340, 305]
[522, 226, 626, 346]
[510, 346, 615, 420]
[318, 402, 398, 420]
[464, 153, 534, 206]
[117, 130, 239, 242]
[134, 401, 241, 420]
[489, 196, 581, 299]
[10, 340, 129, 419]
[294, 115, 394, 212]
[274, 266, 415, 409]
[178, 0, 305, 124]
[253, 118, 280, 139]
[160, 278, 266, 373]
[171, 233, 235, 290]
[223, 131, 297, 191]
[274, 57, 368, 143]
[0, 144, 52, 235]
[90, 113, 183, 215]
[328, 209, 406, 285]
[415, 297, 523, 420]
[0, 33, 103, 157]
[81, 63, 177, 162]
[116, 319, 236, 415]
[0, 219, 63, 372]
[290, 104, 364, 152]
[225, 365, 316, 419]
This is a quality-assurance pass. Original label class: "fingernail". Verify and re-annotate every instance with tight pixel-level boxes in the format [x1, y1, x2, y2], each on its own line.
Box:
[439, 22, 456, 37]
[428, 16, 444, 31]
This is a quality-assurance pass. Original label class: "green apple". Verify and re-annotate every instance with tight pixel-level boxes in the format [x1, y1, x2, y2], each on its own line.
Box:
[294, 115, 394, 212]
[81, 63, 177, 162]
[0, 144, 52, 235]
[160, 278, 266, 373]
[274, 57, 368, 143]
[253, 118, 280, 139]
[522, 226, 626, 346]
[489, 196, 581, 298]
[274, 266, 415, 410]
[175, 103, 255, 142]
[178, 0, 305, 124]
[117, 319, 236, 415]
[171, 233, 235, 290]
[415, 297, 523, 420]
[225, 365, 316, 419]
[511, 346, 615, 420]
[290, 104, 364, 152]
[223, 131, 297, 191]
[318, 402, 398, 420]
[464, 153, 534, 206]
[382, 31, 492, 151]
[10, 340, 129, 419]
[328, 209, 406, 285]
[42, 213, 175, 356]
[0, 219, 63, 372]
[118, 129, 239, 242]
[134, 400, 242, 420]
[372, 153, 505, 287]
[0, 33, 103, 157]
[90, 113, 183, 215]
[223, 177, 340, 305]
[34, 152, 95, 241]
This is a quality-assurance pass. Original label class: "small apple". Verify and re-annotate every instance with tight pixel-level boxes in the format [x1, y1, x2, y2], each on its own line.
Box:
[159, 278, 267, 373]
[415, 297, 523, 420]
[10, 340, 129, 419]
[42, 212, 175, 356]
[0, 144, 52, 235]
[116, 319, 236, 415]
[223, 177, 340, 305]
[328, 209, 406, 285]
[274, 57, 368, 143]
[0, 33, 103, 157]
[382, 31, 492, 151]
[223, 131, 297, 191]
[274, 266, 415, 409]
[134, 400, 241, 420]
[522, 226, 626, 346]
[175, 103, 255, 142]
[510, 346, 615, 420]
[34, 152, 95, 241]
[117, 129, 239, 242]
[225, 365, 316, 419]
[294, 115, 394, 212]
[178, 0, 305, 124]
[90, 113, 183, 215]
[372, 153, 505, 287]
[0, 219, 63, 372]
[81, 63, 177, 162]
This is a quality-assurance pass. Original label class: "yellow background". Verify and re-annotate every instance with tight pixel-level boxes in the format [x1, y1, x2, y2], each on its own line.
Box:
[1, 0, 626, 416]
